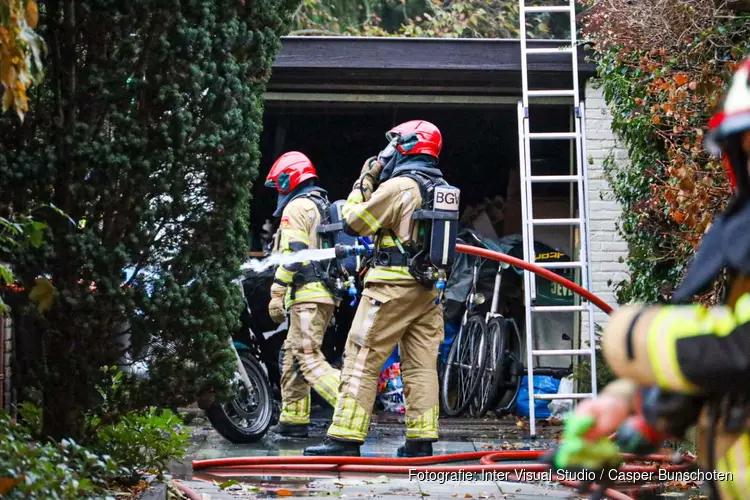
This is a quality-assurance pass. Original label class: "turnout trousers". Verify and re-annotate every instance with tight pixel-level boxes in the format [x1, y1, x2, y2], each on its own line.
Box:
[279, 302, 340, 425]
[327, 282, 444, 443]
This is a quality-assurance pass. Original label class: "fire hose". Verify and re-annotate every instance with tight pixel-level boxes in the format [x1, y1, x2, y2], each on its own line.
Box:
[193, 245, 692, 500]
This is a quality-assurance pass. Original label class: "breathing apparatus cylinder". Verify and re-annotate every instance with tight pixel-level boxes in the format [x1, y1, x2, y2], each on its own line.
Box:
[427, 185, 461, 268]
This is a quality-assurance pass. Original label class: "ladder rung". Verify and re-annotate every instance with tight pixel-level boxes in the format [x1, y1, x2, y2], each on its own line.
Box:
[525, 47, 574, 55]
[528, 175, 580, 183]
[531, 218, 581, 226]
[523, 6, 572, 13]
[527, 89, 576, 98]
[535, 393, 593, 401]
[532, 348, 593, 356]
[534, 261, 584, 269]
[531, 305, 589, 312]
[528, 132, 578, 140]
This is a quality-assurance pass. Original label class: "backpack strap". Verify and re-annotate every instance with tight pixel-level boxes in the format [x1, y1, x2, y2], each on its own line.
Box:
[301, 192, 331, 225]
[397, 171, 447, 210]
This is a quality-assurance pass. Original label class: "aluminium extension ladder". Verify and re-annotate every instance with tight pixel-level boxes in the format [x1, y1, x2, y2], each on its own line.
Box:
[516, 0, 597, 437]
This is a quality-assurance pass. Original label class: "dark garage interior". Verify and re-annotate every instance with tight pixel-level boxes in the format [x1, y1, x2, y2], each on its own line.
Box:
[250, 101, 580, 257]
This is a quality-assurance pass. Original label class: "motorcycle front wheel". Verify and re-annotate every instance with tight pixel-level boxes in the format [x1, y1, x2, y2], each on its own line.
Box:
[205, 353, 273, 443]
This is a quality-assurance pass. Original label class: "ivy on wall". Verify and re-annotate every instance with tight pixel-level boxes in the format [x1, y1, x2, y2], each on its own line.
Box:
[581, 0, 750, 304]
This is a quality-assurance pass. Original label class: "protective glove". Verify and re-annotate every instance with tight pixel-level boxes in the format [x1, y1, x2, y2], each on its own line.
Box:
[268, 283, 287, 324]
[360, 156, 383, 179]
[544, 413, 623, 471]
[355, 156, 383, 195]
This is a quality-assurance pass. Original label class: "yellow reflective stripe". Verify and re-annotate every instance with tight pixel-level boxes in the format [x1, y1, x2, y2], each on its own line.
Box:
[365, 267, 414, 283]
[647, 308, 701, 393]
[351, 205, 381, 233]
[405, 405, 439, 440]
[328, 393, 370, 442]
[311, 371, 340, 407]
[735, 293, 750, 325]
[284, 282, 331, 297]
[703, 306, 736, 337]
[717, 442, 747, 499]
[275, 266, 295, 284]
[281, 228, 310, 245]
[279, 396, 311, 424]
[716, 455, 735, 499]
[379, 235, 397, 247]
[286, 293, 333, 307]
[731, 434, 750, 497]
[347, 191, 365, 204]
[647, 304, 743, 393]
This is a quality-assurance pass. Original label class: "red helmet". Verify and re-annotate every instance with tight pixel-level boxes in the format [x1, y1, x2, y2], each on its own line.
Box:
[386, 120, 442, 158]
[265, 151, 317, 194]
[705, 58, 750, 189]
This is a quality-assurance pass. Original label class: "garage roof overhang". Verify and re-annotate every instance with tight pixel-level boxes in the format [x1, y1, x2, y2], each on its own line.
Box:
[267, 36, 598, 106]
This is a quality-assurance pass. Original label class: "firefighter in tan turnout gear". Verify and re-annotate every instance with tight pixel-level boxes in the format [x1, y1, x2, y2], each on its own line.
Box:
[304, 120, 460, 458]
[561, 59, 750, 500]
[265, 151, 341, 438]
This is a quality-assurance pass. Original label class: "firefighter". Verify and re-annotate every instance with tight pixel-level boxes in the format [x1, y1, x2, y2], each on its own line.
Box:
[265, 151, 341, 438]
[304, 120, 449, 458]
[564, 59, 750, 499]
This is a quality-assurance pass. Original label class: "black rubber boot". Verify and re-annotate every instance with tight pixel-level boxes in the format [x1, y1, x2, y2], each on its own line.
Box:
[303, 436, 361, 456]
[270, 422, 309, 438]
[397, 440, 433, 458]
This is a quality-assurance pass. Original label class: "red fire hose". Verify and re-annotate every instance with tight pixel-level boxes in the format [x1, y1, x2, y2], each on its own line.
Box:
[455, 244, 613, 314]
[193, 247, 686, 500]
[192, 451, 694, 500]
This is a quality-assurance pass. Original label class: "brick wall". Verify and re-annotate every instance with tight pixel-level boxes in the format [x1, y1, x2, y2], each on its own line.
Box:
[584, 80, 630, 332]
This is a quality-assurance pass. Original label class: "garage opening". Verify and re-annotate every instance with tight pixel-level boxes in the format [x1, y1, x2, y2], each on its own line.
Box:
[251, 98, 583, 371]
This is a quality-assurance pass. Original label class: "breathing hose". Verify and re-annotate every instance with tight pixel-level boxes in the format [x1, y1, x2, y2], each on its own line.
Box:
[193, 246, 690, 499]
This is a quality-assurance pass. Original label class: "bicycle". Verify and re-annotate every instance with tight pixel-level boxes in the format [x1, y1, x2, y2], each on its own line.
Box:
[440, 255, 489, 417]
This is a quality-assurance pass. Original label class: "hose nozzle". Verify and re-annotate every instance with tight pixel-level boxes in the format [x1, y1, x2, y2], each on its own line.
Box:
[335, 243, 374, 260]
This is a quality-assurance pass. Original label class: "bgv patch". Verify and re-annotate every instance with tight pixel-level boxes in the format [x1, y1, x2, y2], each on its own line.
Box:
[280, 216, 290, 227]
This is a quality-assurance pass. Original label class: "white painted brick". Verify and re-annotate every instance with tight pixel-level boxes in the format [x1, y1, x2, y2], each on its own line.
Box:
[583, 79, 631, 337]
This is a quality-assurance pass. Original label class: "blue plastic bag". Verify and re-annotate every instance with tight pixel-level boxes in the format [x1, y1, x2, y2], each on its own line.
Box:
[439, 320, 461, 363]
[514, 376, 560, 419]
[381, 346, 400, 372]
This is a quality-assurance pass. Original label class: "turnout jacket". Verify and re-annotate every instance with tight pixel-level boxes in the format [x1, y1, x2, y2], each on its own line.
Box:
[272, 194, 335, 308]
[601, 292, 750, 499]
[342, 172, 423, 285]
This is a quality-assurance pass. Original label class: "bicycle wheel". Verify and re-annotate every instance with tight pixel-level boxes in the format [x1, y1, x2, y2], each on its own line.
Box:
[493, 318, 524, 416]
[440, 314, 488, 417]
[473, 316, 509, 417]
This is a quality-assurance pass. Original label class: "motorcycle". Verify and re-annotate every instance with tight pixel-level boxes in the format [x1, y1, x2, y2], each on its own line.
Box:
[201, 265, 355, 443]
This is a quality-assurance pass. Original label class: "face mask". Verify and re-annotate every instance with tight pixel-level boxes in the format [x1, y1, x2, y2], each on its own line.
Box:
[378, 140, 398, 165]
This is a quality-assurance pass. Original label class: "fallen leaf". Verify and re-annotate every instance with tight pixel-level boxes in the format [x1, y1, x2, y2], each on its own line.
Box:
[277, 488, 294, 497]
[674, 74, 689, 86]
[219, 479, 241, 491]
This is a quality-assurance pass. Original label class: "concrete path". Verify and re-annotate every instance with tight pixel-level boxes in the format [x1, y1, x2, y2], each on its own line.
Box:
[178, 413, 705, 500]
